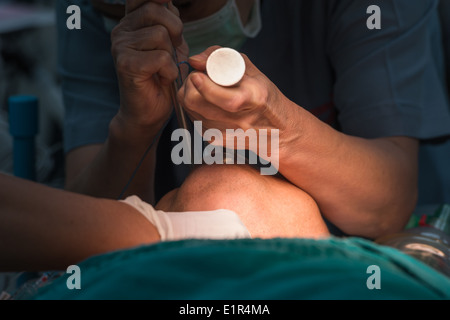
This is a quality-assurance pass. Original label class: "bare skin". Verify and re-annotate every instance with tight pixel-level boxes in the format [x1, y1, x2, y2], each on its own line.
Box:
[1, 0, 425, 273]
[0, 173, 159, 272]
[66, 0, 419, 241]
[0, 164, 328, 272]
[66, 0, 256, 201]
[156, 164, 330, 239]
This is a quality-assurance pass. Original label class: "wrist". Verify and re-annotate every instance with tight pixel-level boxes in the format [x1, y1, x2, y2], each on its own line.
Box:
[278, 105, 345, 171]
[109, 111, 165, 147]
[271, 98, 306, 165]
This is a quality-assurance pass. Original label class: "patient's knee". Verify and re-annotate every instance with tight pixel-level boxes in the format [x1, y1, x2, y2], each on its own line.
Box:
[167, 164, 263, 213]
[157, 164, 329, 239]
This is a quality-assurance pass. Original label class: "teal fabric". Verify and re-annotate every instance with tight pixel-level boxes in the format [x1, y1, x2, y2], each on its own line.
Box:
[32, 237, 450, 300]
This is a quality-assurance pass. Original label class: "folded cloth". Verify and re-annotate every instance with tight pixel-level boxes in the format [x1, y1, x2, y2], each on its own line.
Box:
[30, 237, 450, 300]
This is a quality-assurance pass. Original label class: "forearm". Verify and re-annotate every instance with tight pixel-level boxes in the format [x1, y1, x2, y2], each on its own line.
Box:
[279, 102, 418, 238]
[180, 49, 418, 238]
[66, 114, 161, 203]
[0, 173, 159, 272]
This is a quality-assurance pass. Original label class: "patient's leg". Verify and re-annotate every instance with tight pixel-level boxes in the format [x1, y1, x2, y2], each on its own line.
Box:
[156, 164, 330, 239]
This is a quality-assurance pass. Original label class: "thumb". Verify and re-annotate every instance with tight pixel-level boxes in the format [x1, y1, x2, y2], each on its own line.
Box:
[188, 45, 222, 71]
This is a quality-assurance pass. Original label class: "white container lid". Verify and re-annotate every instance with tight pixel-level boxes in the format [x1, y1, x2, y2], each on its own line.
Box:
[206, 47, 246, 87]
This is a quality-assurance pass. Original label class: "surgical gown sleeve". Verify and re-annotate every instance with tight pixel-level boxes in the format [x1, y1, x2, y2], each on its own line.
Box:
[328, 0, 450, 139]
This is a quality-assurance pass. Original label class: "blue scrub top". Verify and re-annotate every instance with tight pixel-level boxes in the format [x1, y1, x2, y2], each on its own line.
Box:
[56, 0, 450, 205]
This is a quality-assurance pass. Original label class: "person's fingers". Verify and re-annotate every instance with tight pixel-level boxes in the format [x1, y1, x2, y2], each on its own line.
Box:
[116, 25, 174, 54]
[125, 0, 171, 14]
[181, 108, 229, 146]
[189, 48, 261, 80]
[179, 74, 262, 148]
[188, 45, 222, 71]
[167, 1, 180, 17]
[178, 73, 233, 121]
[190, 72, 261, 114]
[122, 1, 183, 47]
[187, 48, 264, 114]
[115, 49, 179, 87]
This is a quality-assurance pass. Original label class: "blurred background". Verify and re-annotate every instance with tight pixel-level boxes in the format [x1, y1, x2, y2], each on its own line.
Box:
[0, 0, 63, 188]
[0, 0, 63, 297]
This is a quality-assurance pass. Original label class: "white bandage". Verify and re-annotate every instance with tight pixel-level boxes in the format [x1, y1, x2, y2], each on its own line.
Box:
[121, 195, 252, 241]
